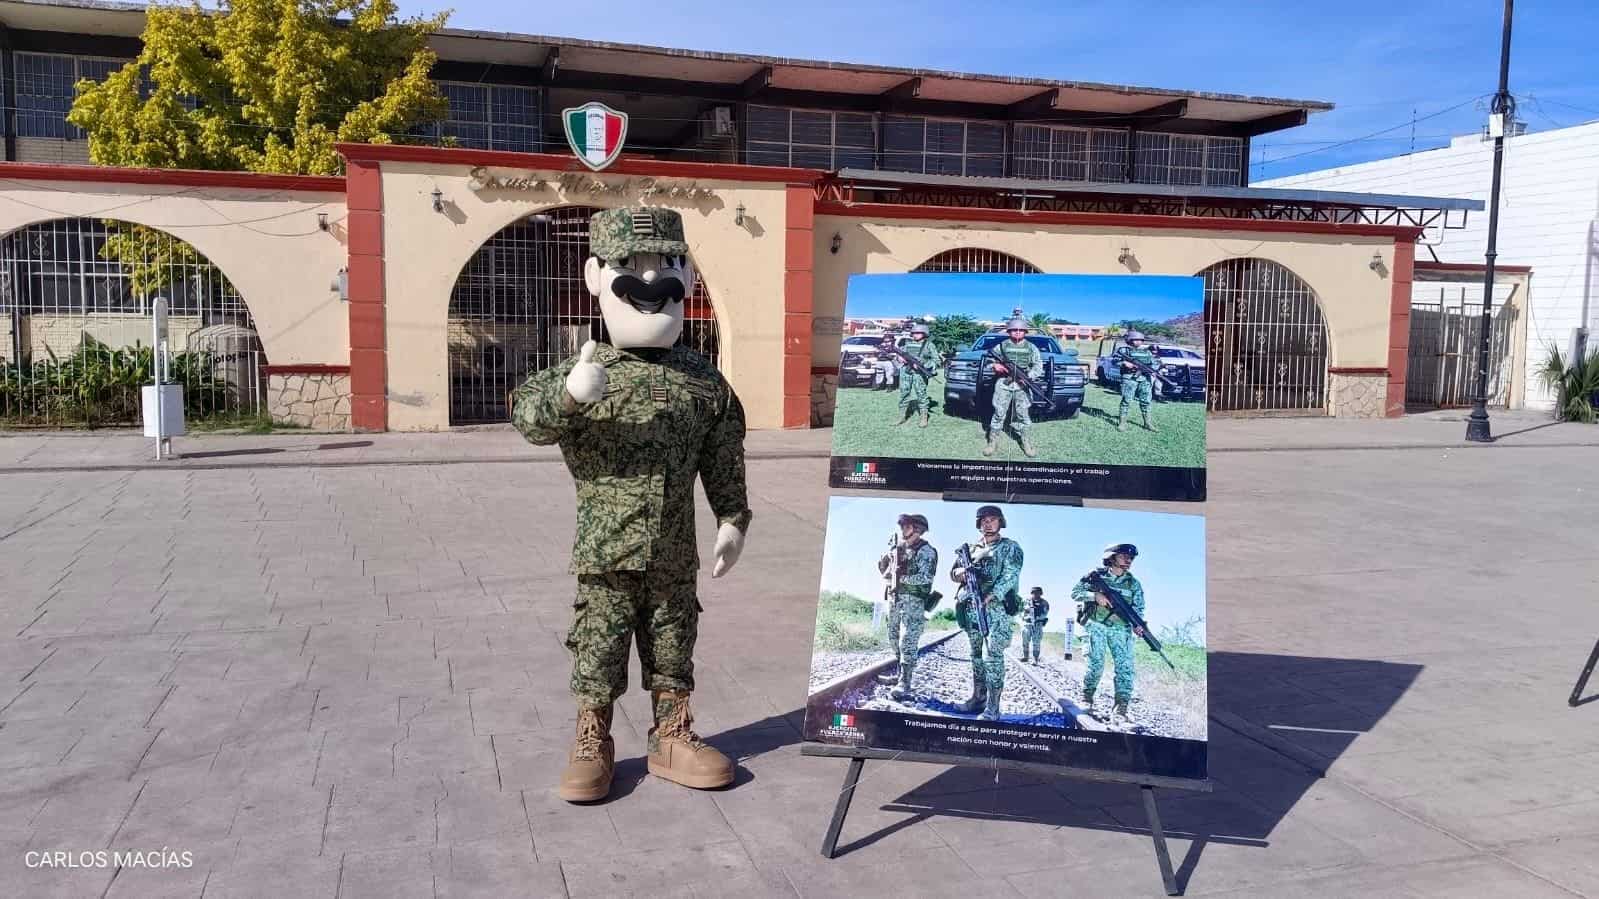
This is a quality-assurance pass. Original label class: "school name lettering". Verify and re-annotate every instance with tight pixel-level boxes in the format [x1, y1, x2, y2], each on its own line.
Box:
[466, 168, 717, 199]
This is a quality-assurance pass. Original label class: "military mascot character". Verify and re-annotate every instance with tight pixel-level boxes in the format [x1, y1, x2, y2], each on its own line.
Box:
[1073, 543, 1146, 724]
[1021, 586, 1049, 664]
[1116, 330, 1158, 433]
[950, 505, 1024, 720]
[513, 207, 752, 803]
[874, 514, 941, 700]
[985, 316, 1044, 458]
[895, 323, 945, 428]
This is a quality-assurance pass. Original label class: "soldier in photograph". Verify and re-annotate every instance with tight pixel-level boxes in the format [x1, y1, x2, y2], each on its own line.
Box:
[1116, 330, 1159, 433]
[872, 333, 897, 390]
[1021, 586, 1049, 664]
[1073, 543, 1146, 723]
[874, 513, 940, 700]
[985, 316, 1044, 458]
[950, 505, 1024, 720]
[896, 323, 945, 427]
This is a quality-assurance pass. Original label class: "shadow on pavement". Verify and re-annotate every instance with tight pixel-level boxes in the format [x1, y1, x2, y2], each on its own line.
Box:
[179, 440, 374, 460]
[819, 651, 1424, 893]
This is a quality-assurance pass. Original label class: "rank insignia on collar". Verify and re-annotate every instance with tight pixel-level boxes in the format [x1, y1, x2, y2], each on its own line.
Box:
[650, 383, 669, 406]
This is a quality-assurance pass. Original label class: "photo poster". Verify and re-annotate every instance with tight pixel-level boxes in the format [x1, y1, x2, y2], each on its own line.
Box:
[828, 272, 1207, 502]
[802, 495, 1208, 783]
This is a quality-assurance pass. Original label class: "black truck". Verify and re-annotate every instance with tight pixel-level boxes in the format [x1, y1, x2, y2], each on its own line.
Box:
[942, 331, 1087, 420]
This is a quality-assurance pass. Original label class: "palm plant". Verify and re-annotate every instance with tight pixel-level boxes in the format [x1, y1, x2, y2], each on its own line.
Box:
[1537, 343, 1599, 423]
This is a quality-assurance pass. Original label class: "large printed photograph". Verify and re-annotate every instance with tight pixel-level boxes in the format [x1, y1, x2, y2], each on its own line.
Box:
[803, 496, 1208, 782]
[829, 273, 1207, 501]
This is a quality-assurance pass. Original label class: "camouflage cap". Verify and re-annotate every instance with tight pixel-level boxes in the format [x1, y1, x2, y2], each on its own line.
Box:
[589, 207, 689, 261]
[1030, 586, 1044, 595]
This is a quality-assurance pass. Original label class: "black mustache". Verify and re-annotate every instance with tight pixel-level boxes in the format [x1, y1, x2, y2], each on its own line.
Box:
[610, 275, 686, 310]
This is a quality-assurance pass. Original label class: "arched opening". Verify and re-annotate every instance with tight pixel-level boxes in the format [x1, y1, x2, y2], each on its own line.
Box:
[1198, 258, 1330, 413]
[912, 248, 1041, 274]
[0, 218, 265, 426]
[446, 206, 723, 425]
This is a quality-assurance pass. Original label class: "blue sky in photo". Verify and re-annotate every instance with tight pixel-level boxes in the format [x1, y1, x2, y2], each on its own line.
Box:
[403, 1, 1599, 181]
[844, 273, 1201, 324]
[817, 497, 1206, 642]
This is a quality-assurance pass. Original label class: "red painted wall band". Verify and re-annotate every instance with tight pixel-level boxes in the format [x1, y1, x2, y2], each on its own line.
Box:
[264, 364, 352, 375]
[336, 143, 825, 185]
[0, 161, 345, 193]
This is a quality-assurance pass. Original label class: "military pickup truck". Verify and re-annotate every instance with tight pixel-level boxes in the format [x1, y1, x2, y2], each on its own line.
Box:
[943, 330, 1087, 419]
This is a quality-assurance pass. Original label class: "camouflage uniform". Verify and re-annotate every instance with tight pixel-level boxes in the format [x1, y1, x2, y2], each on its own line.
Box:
[1021, 592, 1049, 662]
[512, 343, 752, 710]
[1118, 345, 1157, 419]
[888, 540, 938, 666]
[954, 537, 1024, 703]
[1073, 569, 1145, 704]
[896, 337, 944, 416]
[989, 339, 1044, 440]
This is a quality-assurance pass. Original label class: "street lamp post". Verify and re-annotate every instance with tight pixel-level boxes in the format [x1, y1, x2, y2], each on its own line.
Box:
[1466, 0, 1515, 442]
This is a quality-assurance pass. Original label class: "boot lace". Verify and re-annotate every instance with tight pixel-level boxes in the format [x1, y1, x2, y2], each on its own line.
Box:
[574, 709, 609, 760]
[656, 695, 708, 750]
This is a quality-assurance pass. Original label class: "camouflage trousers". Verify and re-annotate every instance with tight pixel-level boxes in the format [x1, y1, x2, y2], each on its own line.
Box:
[1084, 620, 1135, 701]
[567, 568, 699, 708]
[989, 383, 1031, 438]
[889, 593, 927, 664]
[1119, 373, 1153, 417]
[1021, 622, 1044, 659]
[899, 371, 931, 412]
[962, 608, 1015, 692]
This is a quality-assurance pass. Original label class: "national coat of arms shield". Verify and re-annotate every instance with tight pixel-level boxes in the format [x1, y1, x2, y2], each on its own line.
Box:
[562, 102, 628, 171]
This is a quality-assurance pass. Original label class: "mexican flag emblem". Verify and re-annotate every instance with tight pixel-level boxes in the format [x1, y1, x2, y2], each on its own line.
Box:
[832, 714, 855, 727]
[562, 102, 628, 171]
[855, 462, 877, 474]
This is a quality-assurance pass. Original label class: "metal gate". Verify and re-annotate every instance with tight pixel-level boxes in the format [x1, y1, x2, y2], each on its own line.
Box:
[1199, 258, 1329, 413]
[1, 218, 265, 427]
[1407, 287, 1516, 407]
[446, 206, 722, 425]
[912, 248, 1041, 274]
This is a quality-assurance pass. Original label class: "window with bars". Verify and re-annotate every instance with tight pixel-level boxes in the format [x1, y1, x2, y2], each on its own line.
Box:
[13, 52, 135, 140]
[1014, 126, 1243, 186]
[413, 82, 542, 153]
[1135, 133, 1244, 186]
[744, 105, 876, 169]
[882, 115, 1005, 177]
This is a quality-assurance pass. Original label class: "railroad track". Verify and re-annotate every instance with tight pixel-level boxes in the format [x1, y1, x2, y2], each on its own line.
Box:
[1005, 646, 1107, 732]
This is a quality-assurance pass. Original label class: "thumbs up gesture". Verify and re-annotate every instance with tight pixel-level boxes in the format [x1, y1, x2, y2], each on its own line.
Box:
[564, 341, 608, 406]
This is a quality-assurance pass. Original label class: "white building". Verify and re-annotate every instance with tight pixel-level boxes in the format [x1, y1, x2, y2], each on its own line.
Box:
[1260, 121, 1599, 408]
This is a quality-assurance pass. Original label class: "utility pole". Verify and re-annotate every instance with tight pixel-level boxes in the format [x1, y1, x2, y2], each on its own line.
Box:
[1466, 0, 1514, 442]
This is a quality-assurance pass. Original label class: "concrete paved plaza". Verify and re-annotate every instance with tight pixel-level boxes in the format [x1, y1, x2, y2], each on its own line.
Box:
[1, 412, 1596, 897]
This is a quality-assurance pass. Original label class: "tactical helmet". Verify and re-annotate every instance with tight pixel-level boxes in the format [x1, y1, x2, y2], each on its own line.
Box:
[1102, 543, 1139, 562]
[974, 505, 1007, 528]
[911, 323, 929, 336]
[897, 513, 930, 533]
[1030, 586, 1043, 595]
[1005, 316, 1028, 332]
[1125, 330, 1146, 342]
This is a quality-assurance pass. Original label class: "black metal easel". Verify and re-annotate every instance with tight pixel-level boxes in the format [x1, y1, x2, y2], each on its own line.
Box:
[1571, 638, 1599, 707]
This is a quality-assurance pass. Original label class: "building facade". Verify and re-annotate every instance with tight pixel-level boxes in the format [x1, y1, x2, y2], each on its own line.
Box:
[0, 0, 1482, 431]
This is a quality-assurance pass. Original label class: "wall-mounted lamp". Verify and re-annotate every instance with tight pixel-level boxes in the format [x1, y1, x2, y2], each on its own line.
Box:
[830, 232, 842, 255]
[734, 202, 746, 227]
[1369, 251, 1388, 277]
[431, 187, 444, 213]
[317, 212, 330, 232]
[332, 267, 348, 302]
[1117, 243, 1133, 266]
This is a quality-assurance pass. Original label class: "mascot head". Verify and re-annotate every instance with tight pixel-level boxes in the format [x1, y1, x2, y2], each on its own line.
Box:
[583, 207, 696, 349]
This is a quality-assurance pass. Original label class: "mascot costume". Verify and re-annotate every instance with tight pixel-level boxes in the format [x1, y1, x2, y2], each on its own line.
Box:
[513, 207, 751, 802]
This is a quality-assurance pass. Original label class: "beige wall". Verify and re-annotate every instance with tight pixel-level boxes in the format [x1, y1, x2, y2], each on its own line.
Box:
[378, 162, 790, 430]
[0, 179, 349, 367]
[811, 216, 1399, 373]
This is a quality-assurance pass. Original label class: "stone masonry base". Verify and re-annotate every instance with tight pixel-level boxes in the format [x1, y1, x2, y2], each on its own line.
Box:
[1328, 372, 1388, 419]
[268, 373, 351, 430]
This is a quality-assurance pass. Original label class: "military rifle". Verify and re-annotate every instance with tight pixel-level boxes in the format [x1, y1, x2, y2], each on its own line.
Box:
[888, 344, 935, 380]
[954, 542, 992, 639]
[985, 343, 1053, 408]
[1080, 568, 1177, 671]
[1114, 346, 1182, 392]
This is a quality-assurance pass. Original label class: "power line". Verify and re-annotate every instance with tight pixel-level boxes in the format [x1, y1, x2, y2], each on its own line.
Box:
[1251, 95, 1486, 172]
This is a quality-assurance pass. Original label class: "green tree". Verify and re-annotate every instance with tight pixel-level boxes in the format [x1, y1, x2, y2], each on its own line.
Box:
[1119, 318, 1180, 340]
[927, 314, 987, 355]
[1027, 312, 1052, 333]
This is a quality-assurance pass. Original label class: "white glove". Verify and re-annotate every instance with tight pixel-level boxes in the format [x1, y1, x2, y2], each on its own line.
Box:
[564, 340, 608, 405]
[711, 522, 746, 578]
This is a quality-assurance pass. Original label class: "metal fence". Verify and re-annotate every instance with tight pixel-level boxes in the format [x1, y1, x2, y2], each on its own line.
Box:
[1199, 258, 1330, 413]
[446, 205, 723, 425]
[1407, 287, 1517, 408]
[911, 248, 1041, 274]
[1, 217, 265, 427]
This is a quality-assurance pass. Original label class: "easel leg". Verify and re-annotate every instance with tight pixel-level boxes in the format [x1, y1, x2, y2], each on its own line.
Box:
[1571, 639, 1599, 707]
[1142, 785, 1180, 896]
[820, 757, 865, 858]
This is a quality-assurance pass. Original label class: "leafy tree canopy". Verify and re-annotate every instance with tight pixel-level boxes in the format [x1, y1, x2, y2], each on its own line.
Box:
[927, 314, 987, 355]
[1119, 318, 1180, 339]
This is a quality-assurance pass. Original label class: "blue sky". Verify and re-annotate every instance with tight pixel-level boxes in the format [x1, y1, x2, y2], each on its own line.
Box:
[403, 1, 1597, 181]
[845, 273, 1201, 323]
[818, 497, 1206, 642]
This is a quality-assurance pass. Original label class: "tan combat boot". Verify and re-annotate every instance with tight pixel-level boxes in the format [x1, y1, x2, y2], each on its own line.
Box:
[557, 705, 615, 803]
[918, 409, 930, 428]
[889, 660, 917, 701]
[1116, 413, 1128, 432]
[982, 434, 999, 456]
[1020, 435, 1038, 458]
[1143, 412, 1158, 432]
[647, 691, 734, 790]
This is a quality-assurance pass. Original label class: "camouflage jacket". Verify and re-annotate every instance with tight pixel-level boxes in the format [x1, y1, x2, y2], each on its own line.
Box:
[1119, 346, 1157, 380]
[511, 343, 752, 574]
[952, 537, 1024, 608]
[888, 539, 938, 600]
[1072, 568, 1145, 629]
[897, 339, 944, 375]
[1024, 596, 1050, 625]
[992, 340, 1043, 391]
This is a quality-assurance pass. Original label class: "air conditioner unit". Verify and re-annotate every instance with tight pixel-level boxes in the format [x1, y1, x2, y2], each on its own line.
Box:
[698, 107, 734, 141]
